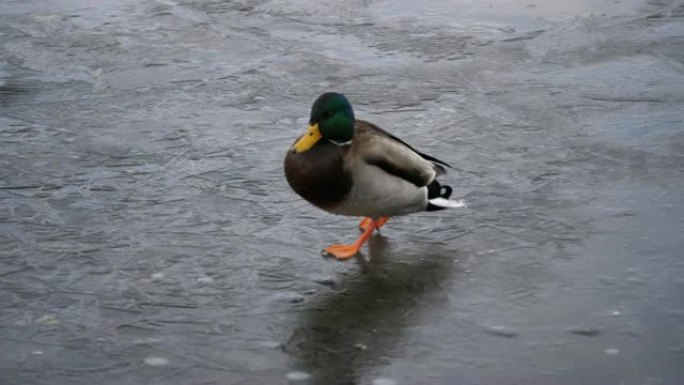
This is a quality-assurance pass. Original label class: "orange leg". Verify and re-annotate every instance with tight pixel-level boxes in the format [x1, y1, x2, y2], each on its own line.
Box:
[325, 221, 377, 260]
[374, 216, 390, 229]
[358, 216, 390, 232]
[358, 217, 373, 232]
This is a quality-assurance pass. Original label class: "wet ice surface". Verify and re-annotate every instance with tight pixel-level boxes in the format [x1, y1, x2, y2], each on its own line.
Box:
[1, 0, 683, 384]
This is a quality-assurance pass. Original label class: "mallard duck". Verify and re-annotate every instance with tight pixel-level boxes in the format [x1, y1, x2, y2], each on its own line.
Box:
[284, 92, 465, 260]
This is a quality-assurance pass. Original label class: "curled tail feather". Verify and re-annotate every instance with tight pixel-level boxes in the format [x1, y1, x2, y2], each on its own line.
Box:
[426, 180, 466, 211]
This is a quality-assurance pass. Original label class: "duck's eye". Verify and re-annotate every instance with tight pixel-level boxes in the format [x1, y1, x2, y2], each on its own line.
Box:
[323, 111, 333, 119]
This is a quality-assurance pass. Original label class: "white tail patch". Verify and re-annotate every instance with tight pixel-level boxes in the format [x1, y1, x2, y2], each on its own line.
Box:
[428, 198, 467, 209]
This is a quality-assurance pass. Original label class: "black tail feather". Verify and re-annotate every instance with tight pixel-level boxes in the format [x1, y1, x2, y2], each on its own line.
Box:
[426, 180, 453, 211]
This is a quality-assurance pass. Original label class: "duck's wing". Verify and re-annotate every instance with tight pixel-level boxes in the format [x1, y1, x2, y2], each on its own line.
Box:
[361, 120, 451, 171]
[353, 120, 447, 187]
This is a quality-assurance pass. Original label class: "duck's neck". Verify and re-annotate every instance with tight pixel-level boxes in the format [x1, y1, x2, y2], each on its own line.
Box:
[329, 138, 353, 146]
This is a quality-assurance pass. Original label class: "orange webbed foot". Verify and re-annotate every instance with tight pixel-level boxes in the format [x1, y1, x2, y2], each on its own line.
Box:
[325, 218, 384, 260]
[324, 243, 363, 260]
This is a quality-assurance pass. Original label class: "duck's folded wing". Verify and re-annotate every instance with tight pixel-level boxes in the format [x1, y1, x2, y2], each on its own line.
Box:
[361, 121, 451, 171]
[360, 133, 439, 187]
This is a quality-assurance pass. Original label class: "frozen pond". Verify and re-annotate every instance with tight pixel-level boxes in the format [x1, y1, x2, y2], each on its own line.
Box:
[1, 0, 683, 384]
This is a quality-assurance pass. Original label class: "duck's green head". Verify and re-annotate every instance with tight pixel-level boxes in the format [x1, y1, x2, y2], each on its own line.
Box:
[292, 92, 355, 153]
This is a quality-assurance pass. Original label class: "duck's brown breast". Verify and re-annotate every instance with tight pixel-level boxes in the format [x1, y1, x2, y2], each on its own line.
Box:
[284, 140, 352, 211]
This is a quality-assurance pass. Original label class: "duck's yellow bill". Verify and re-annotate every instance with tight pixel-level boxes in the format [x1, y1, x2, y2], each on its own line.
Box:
[292, 123, 321, 153]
